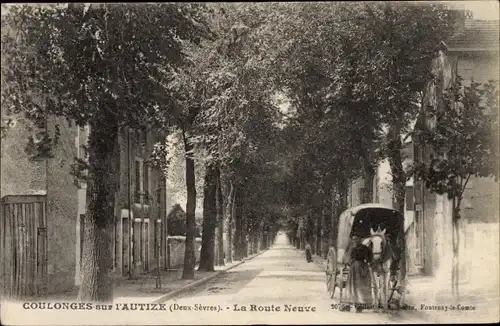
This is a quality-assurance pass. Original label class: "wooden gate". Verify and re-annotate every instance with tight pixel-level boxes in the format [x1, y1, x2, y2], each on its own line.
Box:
[0, 195, 47, 299]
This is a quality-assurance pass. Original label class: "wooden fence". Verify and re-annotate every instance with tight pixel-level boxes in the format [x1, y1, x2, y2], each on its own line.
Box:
[0, 195, 48, 299]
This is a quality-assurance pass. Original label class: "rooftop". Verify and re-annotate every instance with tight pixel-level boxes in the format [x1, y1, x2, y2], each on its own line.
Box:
[446, 19, 499, 51]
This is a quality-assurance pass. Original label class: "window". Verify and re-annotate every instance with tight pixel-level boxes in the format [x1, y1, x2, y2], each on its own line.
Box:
[161, 219, 165, 257]
[135, 128, 148, 149]
[133, 158, 150, 205]
[414, 211, 424, 266]
[135, 160, 141, 203]
[412, 142, 418, 163]
[142, 220, 149, 272]
[141, 129, 147, 147]
[154, 220, 161, 259]
[156, 187, 162, 209]
[77, 126, 90, 183]
[143, 164, 150, 205]
[405, 186, 414, 211]
[414, 182, 422, 205]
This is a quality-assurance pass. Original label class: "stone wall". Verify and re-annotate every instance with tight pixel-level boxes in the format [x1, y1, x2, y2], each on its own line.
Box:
[1, 112, 79, 295]
[45, 116, 78, 294]
[460, 223, 499, 289]
[167, 236, 202, 269]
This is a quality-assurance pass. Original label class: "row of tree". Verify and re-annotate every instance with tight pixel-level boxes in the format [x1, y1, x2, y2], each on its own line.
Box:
[2, 2, 497, 302]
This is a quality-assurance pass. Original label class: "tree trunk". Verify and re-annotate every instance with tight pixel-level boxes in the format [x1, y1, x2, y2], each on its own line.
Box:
[198, 164, 216, 272]
[452, 198, 461, 298]
[238, 199, 247, 259]
[363, 163, 375, 203]
[215, 166, 225, 266]
[331, 187, 337, 248]
[182, 132, 196, 280]
[321, 199, 328, 258]
[315, 214, 321, 256]
[387, 134, 407, 294]
[77, 114, 118, 303]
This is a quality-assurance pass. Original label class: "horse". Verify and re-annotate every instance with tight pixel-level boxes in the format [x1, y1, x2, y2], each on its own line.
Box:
[362, 227, 393, 311]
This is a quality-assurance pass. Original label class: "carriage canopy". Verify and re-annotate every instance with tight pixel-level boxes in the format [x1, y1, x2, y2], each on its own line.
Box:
[336, 204, 403, 263]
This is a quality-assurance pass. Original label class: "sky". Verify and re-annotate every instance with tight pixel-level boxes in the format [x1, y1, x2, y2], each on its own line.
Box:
[2, 2, 499, 20]
[442, 1, 499, 20]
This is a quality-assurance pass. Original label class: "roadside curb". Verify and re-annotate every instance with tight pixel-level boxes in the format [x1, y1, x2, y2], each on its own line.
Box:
[152, 249, 268, 304]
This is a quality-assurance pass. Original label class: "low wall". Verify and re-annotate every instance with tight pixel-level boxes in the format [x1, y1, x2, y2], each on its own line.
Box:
[461, 222, 499, 289]
[167, 236, 202, 269]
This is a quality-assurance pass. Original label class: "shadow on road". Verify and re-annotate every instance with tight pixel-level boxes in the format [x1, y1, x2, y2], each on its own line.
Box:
[177, 268, 264, 298]
[256, 273, 324, 282]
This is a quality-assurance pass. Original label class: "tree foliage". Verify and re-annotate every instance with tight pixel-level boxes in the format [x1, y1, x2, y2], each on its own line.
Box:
[413, 77, 499, 207]
[2, 4, 210, 129]
[411, 77, 498, 298]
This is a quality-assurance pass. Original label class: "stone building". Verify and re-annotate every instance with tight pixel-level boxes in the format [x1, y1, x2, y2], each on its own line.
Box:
[346, 18, 499, 285]
[1, 111, 172, 297]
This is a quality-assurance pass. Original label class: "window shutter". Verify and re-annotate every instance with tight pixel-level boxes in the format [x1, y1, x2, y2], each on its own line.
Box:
[358, 187, 365, 203]
[135, 160, 141, 203]
[414, 182, 422, 205]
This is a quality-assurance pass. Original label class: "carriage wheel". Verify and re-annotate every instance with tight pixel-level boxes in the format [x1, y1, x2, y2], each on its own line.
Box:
[388, 269, 407, 310]
[326, 273, 336, 299]
[325, 247, 337, 299]
[338, 268, 345, 303]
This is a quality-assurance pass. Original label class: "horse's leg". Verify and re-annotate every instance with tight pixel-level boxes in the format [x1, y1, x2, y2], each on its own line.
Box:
[332, 270, 338, 299]
[383, 270, 390, 311]
[399, 274, 407, 307]
[339, 270, 343, 304]
[369, 268, 379, 312]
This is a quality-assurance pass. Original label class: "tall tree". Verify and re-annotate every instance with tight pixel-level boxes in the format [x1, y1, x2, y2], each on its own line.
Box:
[268, 3, 455, 293]
[348, 3, 455, 289]
[198, 163, 217, 271]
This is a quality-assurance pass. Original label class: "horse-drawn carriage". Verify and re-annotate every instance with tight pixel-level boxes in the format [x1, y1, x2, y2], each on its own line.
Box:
[325, 203, 406, 311]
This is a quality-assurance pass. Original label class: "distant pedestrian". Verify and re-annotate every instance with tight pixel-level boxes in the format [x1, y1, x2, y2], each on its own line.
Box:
[342, 236, 372, 312]
[305, 243, 313, 262]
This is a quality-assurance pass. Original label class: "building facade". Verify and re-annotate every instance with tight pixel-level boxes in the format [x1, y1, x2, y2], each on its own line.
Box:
[347, 18, 499, 285]
[1, 114, 80, 296]
[1, 111, 173, 297]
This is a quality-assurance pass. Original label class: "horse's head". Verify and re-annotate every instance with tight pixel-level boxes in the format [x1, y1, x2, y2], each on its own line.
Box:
[362, 227, 387, 262]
